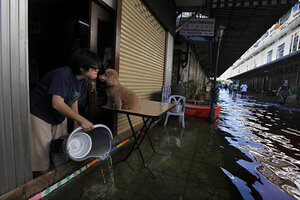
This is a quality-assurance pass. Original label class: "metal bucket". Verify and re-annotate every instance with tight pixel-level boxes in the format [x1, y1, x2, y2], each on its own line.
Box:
[65, 124, 113, 161]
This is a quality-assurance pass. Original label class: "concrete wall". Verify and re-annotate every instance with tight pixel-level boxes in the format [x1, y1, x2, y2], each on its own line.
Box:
[180, 47, 206, 93]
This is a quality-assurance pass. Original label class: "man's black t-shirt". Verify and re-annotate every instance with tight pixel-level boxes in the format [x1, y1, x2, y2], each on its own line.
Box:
[30, 67, 88, 125]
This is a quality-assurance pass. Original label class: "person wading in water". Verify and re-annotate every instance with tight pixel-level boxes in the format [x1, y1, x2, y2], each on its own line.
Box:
[277, 80, 292, 104]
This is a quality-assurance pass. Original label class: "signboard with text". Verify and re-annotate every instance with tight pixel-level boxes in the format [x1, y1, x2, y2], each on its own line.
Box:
[178, 18, 215, 43]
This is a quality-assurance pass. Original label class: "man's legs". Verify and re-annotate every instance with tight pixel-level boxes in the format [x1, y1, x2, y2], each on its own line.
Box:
[282, 95, 287, 104]
[31, 115, 67, 172]
[52, 118, 68, 139]
[30, 114, 53, 172]
[51, 118, 68, 167]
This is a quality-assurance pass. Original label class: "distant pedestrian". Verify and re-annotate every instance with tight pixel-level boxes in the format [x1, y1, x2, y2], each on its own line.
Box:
[206, 81, 212, 93]
[228, 83, 233, 94]
[233, 82, 239, 95]
[240, 82, 248, 98]
[277, 80, 292, 104]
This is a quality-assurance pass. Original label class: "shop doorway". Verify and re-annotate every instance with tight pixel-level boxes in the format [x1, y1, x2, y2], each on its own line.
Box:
[28, 0, 90, 91]
[88, 1, 115, 132]
[28, 0, 115, 132]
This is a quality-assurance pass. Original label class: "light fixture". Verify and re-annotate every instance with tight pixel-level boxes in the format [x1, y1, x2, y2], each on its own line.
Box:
[217, 25, 226, 39]
[79, 20, 90, 27]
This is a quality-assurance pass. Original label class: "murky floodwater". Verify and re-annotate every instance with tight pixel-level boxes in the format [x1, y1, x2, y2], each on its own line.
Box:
[218, 89, 300, 200]
[48, 89, 300, 200]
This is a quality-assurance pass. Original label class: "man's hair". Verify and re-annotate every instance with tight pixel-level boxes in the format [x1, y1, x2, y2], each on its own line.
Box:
[69, 49, 102, 75]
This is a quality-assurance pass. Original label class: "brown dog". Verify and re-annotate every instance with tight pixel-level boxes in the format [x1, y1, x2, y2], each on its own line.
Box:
[99, 69, 139, 110]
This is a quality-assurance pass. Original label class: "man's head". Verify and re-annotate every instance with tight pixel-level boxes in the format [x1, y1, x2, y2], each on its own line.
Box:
[69, 49, 102, 75]
[284, 80, 289, 85]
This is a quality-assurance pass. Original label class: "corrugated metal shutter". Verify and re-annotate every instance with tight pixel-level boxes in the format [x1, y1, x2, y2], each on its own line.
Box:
[118, 0, 166, 135]
[0, 0, 31, 195]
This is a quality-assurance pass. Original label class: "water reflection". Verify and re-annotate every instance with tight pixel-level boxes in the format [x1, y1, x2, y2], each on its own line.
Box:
[221, 167, 255, 200]
[218, 89, 300, 199]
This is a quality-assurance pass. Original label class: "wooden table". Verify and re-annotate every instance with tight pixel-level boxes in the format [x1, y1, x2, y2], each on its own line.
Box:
[102, 100, 175, 169]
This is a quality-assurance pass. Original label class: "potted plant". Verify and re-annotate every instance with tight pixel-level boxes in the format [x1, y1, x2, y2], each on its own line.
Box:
[196, 89, 206, 101]
[182, 80, 197, 99]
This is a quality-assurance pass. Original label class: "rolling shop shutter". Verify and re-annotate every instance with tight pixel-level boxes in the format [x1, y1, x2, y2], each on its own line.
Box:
[117, 0, 166, 135]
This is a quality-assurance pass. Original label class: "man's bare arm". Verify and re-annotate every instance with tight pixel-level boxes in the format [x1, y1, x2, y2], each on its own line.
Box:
[52, 95, 93, 131]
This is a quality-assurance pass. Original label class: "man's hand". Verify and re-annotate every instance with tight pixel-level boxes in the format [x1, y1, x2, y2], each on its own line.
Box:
[79, 118, 94, 132]
[74, 120, 80, 129]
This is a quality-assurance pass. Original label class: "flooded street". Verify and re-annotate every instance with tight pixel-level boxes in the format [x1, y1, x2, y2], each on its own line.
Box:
[218, 89, 300, 199]
[49, 89, 300, 200]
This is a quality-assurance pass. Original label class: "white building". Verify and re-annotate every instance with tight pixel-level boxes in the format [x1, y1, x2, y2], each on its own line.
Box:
[221, 3, 300, 80]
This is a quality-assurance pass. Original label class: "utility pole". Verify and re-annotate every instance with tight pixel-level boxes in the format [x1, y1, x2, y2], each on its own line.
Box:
[208, 25, 225, 123]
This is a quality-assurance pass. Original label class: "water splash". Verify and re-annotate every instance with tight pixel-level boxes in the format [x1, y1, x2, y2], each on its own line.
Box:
[82, 156, 116, 200]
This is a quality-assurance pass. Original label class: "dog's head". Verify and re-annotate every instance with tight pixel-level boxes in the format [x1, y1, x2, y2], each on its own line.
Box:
[98, 69, 119, 86]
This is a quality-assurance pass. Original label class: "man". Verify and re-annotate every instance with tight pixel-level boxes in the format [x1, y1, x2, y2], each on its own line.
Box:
[240, 82, 248, 98]
[30, 49, 101, 175]
[228, 82, 233, 94]
[277, 80, 292, 104]
[206, 81, 212, 92]
[233, 81, 239, 95]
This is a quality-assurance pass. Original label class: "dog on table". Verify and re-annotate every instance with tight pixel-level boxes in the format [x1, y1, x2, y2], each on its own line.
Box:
[99, 69, 139, 110]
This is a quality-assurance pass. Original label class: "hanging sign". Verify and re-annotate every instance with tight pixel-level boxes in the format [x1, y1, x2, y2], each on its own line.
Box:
[178, 18, 215, 42]
[179, 18, 215, 36]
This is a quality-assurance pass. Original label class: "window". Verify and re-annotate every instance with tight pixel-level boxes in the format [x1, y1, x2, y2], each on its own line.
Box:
[277, 43, 285, 58]
[293, 35, 299, 52]
[289, 35, 293, 53]
[267, 50, 273, 63]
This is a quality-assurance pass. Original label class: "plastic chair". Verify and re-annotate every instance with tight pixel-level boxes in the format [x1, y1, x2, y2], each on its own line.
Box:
[164, 95, 186, 128]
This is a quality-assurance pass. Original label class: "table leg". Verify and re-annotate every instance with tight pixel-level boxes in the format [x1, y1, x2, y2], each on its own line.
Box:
[122, 116, 150, 161]
[139, 118, 157, 167]
[145, 118, 163, 151]
[123, 115, 161, 169]
[137, 117, 153, 146]
[141, 118, 167, 157]
[123, 114, 150, 166]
